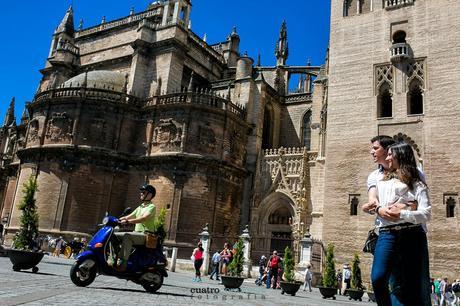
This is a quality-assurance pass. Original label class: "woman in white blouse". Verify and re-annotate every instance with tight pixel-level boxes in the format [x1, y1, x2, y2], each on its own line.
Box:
[371, 142, 431, 306]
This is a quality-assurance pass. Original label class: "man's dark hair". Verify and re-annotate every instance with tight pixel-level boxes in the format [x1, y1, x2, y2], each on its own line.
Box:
[370, 135, 396, 150]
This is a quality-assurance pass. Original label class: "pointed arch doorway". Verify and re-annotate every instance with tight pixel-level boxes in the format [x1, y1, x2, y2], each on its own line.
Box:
[258, 192, 296, 256]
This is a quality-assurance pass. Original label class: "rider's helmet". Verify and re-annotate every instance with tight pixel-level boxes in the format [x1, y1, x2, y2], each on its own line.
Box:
[140, 184, 156, 197]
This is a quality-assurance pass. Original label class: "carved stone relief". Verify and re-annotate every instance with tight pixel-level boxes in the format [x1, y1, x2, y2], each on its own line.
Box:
[230, 130, 244, 160]
[85, 118, 107, 143]
[27, 119, 40, 143]
[45, 112, 73, 142]
[152, 118, 183, 149]
[198, 123, 216, 153]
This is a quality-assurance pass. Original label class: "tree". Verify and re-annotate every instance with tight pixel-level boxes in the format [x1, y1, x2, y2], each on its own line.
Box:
[351, 253, 364, 290]
[228, 238, 245, 277]
[322, 243, 337, 287]
[13, 176, 39, 251]
[283, 246, 295, 282]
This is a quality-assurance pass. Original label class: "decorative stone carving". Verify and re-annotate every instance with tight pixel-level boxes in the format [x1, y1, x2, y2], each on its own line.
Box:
[152, 118, 183, 149]
[198, 124, 216, 153]
[406, 59, 425, 89]
[45, 112, 73, 142]
[27, 119, 40, 143]
[230, 130, 244, 160]
[375, 64, 393, 93]
[85, 118, 107, 143]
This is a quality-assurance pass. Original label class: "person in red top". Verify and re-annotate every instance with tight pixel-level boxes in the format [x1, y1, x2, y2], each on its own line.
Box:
[191, 241, 204, 282]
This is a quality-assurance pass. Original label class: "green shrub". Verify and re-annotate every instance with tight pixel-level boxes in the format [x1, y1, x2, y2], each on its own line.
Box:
[322, 244, 337, 287]
[13, 176, 39, 251]
[351, 253, 364, 290]
[283, 246, 295, 282]
[228, 238, 245, 277]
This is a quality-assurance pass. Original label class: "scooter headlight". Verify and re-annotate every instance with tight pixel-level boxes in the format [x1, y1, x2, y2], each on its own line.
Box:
[102, 216, 109, 225]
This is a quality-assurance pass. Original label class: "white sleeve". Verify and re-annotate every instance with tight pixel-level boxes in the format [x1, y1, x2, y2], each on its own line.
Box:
[367, 170, 378, 191]
[399, 184, 431, 224]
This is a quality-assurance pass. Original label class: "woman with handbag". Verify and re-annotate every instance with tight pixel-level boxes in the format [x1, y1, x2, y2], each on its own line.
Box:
[368, 142, 431, 306]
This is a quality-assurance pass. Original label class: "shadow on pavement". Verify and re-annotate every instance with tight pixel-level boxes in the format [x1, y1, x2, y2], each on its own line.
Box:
[90, 286, 193, 298]
[12, 270, 59, 276]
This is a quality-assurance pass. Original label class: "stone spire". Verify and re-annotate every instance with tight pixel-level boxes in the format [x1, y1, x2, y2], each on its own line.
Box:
[275, 20, 289, 66]
[55, 5, 75, 36]
[20, 107, 28, 124]
[3, 97, 15, 127]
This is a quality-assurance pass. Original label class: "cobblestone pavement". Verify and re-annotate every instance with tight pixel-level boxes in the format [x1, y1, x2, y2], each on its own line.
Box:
[0, 255, 375, 306]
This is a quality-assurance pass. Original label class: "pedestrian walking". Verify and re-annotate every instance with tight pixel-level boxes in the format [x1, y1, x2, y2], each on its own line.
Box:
[303, 264, 313, 292]
[191, 242, 204, 282]
[209, 250, 221, 281]
[255, 255, 267, 285]
[266, 250, 280, 289]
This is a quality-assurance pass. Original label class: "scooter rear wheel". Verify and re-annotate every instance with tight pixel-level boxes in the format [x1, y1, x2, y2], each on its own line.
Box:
[142, 272, 164, 293]
[70, 261, 96, 287]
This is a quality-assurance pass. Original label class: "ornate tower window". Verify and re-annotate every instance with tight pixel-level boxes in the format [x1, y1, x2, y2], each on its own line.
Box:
[407, 79, 423, 115]
[445, 196, 456, 218]
[349, 194, 360, 216]
[375, 64, 393, 118]
[262, 104, 273, 149]
[301, 110, 312, 150]
[377, 83, 392, 118]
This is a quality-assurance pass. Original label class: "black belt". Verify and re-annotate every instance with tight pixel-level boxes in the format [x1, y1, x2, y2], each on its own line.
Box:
[379, 223, 421, 232]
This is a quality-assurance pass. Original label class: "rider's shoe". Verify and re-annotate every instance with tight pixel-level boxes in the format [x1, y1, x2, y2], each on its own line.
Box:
[116, 259, 127, 272]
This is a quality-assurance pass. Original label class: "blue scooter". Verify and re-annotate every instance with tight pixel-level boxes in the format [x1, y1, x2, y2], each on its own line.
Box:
[69, 208, 168, 293]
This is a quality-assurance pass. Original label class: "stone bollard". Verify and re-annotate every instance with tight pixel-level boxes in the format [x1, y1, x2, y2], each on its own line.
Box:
[199, 223, 210, 275]
[299, 229, 313, 268]
[170, 247, 178, 272]
[240, 224, 252, 278]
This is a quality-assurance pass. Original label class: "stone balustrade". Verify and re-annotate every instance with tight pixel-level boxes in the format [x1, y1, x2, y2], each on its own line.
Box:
[390, 42, 411, 63]
[33, 87, 141, 106]
[286, 92, 312, 104]
[56, 40, 79, 55]
[385, 0, 414, 9]
[145, 91, 246, 119]
[75, 8, 161, 38]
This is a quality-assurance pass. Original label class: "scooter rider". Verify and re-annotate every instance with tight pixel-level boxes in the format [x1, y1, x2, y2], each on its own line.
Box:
[115, 184, 156, 271]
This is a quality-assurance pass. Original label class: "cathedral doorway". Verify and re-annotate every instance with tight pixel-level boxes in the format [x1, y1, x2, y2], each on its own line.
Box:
[268, 206, 293, 254]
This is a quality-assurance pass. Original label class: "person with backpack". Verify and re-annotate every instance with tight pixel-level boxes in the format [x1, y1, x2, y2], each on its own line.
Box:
[266, 250, 280, 289]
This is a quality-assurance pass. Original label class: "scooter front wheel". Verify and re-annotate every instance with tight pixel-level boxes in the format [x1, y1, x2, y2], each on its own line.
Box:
[70, 261, 96, 287]
[141, 272, 164, 293]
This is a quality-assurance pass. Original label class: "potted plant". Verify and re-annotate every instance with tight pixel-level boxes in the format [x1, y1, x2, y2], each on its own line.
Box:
[279, 246, 302, 296]
[8, 176, 44, 273]
[318, 243, 337, 299]
[347, 253, 365, 301]
[221, 238, 245, 291]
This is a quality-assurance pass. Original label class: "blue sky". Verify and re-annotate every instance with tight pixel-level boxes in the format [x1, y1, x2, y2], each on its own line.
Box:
[0, 0, 330, 123]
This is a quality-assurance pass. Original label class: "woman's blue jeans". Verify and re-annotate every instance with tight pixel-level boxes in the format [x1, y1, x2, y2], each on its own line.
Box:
[371, 226, 431, 306]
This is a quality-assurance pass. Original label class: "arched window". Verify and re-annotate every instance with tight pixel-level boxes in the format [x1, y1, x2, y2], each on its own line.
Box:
[446, 197, 456, 218]
[262, 104, 273, 149]
[392, 31, 407, 44]
[377, 83, 392, 118]
[268, 206, 291, 225]
[343, 0, 353, 17]
[350, 196, 359, 216]
[407, 80, 423, 115]
[301, 110, 312, 150]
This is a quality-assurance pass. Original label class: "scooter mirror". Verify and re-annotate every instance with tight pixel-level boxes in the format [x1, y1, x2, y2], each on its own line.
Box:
[121, 207, 132, 216]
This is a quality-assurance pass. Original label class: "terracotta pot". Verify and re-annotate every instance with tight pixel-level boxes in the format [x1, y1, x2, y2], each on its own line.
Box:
[318, 286, 337, 299]
[280, 281, 302, 296]
[8, 249, 44, 273]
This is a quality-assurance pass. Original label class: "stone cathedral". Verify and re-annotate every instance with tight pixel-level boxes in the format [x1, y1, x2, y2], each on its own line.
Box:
[0, 0, 459, 280]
